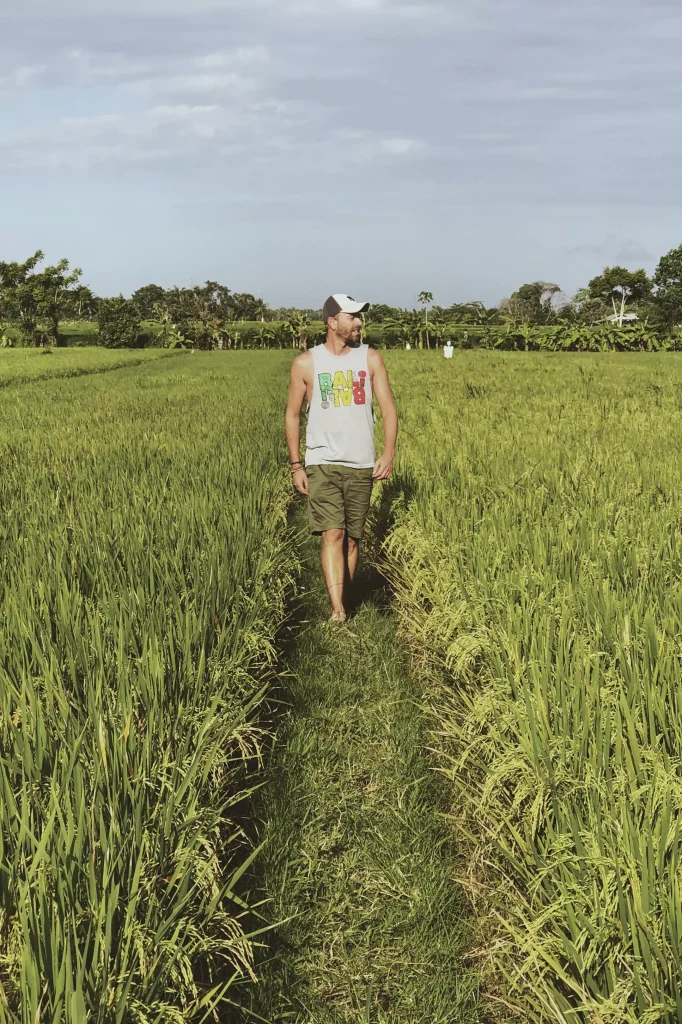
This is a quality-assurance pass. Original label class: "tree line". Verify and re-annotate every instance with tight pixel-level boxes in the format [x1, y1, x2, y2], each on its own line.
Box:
[2, 245, 682, 349]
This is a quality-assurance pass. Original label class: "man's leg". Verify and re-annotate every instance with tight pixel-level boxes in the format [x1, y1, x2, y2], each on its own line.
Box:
[320, 528, 347, 621]
[342, 469, 374, 596]
[346, 535, 359, 582]
[308, 466, 348, 620]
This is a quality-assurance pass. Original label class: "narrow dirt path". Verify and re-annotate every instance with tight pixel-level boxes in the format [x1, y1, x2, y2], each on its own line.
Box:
[248, 513, 480, 1023]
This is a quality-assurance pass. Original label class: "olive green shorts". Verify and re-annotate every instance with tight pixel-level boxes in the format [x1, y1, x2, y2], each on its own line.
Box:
[306, 464, 374, 540]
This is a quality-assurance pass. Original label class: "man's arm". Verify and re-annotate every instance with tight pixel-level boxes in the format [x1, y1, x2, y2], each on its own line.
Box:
[285, 352, 312, 495]
[368, 348, 398, 481]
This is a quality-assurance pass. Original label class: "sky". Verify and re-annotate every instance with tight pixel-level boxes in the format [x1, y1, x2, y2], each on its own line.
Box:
[1, 0, 681, 308]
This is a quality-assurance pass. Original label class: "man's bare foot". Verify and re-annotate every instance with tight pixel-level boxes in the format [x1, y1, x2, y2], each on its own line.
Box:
[330, 610, 347, 623]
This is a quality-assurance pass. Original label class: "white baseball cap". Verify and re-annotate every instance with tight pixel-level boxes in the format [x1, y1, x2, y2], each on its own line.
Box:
[323, 294, 370, 321]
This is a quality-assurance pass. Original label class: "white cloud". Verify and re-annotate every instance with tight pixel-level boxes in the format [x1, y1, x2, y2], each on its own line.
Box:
[4, 0, 445, 17]
[4, 0, 259, 13]
[1, 45, 272, 96]
[281, 0, 436, 13]
[380, 136, 426, 156]
[124, 71, 259, 99]
[334, 129, 428, 162]
[2, 0, 681, 210]
[0, 20, 434, 172]
[0, 100, 299, 169]
[0, 64, 48, 90]
[0, 105, 427, 170]
[195, 47, 269, 69]
[0, 42, 300, 168]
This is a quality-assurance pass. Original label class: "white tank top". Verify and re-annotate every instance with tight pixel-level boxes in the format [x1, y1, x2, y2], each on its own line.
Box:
[305, 344, 376, 469]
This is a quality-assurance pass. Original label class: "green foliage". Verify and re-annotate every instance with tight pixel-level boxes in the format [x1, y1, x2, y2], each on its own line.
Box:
[147, 283, 272, 349]
[12, 240, 682, 352]
[383, 351, 682, 1022]
[445, 301, 501, 325]
[653, 243, 682, 329]
[571, 288, 610, 325]
[494, 320, 670, 352]
[0, 352, 297, 1020]
[97, 296, 142, 348]
[364, 302, 397, 324]
[131, 283, 167, 319]
[0, 250, 48, 346]
[501, 281, 562, 326]
[130, 282, 272, 327]
[0, 251, 82, 347]
[384, 310, 425, 349]
[282, 310, 313, 350]
[18, 317, 682, 354]
[48, 321, 161, 348]
[586, 266, 652, 327]
[587, 265, 652, 307]
[61, 284, 98, 321]
[151, 288, 215, 349]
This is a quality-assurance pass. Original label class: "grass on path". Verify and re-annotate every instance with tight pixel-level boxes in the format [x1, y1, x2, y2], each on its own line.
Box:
[248, 511, 481, 1023]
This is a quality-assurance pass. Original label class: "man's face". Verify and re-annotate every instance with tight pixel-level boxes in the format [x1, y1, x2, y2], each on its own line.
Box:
[332, 312, 363, 343]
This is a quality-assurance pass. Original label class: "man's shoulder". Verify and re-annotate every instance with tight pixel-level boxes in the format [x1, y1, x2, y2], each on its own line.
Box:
[291, 349, 315, 377]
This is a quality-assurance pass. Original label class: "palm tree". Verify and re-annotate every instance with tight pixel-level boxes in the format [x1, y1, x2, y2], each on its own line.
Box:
[386, 310, 422, 350]
[253, 297, 269, 323]
[418, 291, 434, 349]
[257, 325, 277, 349]
[429, 309, 447, 349]
[284, 311, 311, 350]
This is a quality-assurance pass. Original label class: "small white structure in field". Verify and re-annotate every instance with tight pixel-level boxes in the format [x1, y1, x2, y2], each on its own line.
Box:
[405, 342, 411, 350]
[607, 312, 639, 324]
[443, 341, 454, 359]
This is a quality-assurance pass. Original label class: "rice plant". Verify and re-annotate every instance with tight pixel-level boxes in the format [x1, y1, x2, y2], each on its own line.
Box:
[0, 352, 296, 1022]
[382, 351, 682, 1022]
[0, 347, 172, 388]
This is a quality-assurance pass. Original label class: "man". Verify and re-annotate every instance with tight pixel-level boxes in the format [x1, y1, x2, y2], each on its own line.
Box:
[285, 294, 398, 623]
[443, 339, 454, 359]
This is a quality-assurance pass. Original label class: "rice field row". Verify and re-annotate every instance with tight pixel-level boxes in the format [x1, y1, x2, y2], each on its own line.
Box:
[247, 518, 479, 1023]
[381, 352, 682, 1022]
[0, 348, 176, 389]
[0, 352, 296, 1022]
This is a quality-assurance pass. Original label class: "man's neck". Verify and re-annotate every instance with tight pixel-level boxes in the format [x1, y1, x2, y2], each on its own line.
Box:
[324, 333, 358, 356]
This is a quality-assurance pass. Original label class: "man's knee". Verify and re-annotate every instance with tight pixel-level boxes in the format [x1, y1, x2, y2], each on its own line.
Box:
[321, 528, 345, 547]
[347, 535, 359, 553]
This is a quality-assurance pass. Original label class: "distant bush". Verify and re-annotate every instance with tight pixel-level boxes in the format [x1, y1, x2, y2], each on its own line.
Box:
[493, 321, 679, 353]
[56, 321, 98, 347]
[137, 322, 166, 348]
[97, 298, 142, 349]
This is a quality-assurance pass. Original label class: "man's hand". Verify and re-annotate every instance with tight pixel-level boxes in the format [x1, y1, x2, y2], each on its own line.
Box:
[292, 467, 309, 495]
[372, 454, 394, 481]
[285, 352, 313, 498]
[368, 349, 398, 480]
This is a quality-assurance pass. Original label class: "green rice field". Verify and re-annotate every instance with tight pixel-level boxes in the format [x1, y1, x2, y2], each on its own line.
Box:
[384, 351, 682, 1023]
[0, 347, 174, 388]
[0, 352, 296, 1022]
[1, 348, 682, 1022]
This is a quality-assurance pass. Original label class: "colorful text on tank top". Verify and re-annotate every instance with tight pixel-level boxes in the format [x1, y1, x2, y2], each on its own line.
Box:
[318, 370, 367, 409]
